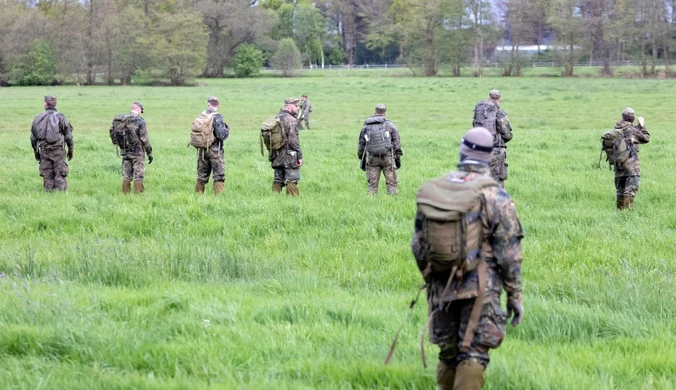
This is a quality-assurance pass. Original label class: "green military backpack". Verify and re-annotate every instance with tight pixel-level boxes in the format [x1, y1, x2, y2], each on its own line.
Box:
[416, 174, 497, 275]
[110, 114, 140, 149]
[260, 116, 285, 157]
[599, 128, 630, 169]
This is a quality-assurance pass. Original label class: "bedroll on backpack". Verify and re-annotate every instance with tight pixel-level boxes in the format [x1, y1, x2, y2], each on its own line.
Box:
[111, 114, 140, 148]
[33, 112, 61, 144]
[599, 129, 630, 168]
[189, 111, 216, 149]
[415, 175, 497, 274]
[260, 117, 285, 156]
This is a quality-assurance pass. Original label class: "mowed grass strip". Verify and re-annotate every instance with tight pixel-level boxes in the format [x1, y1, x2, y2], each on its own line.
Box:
[0, 76, 675, 389]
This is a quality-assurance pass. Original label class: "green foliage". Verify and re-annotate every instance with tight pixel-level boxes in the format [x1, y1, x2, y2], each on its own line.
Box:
[140, 11, 208, 86]
[0, 77, 676, 388]
[9, 39, 57, 86]
[232, 44, 265, 78]
[271, 38, 302, 77]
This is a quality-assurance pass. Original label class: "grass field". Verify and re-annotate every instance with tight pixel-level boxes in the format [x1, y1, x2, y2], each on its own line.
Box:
[0, 75, 675, 389]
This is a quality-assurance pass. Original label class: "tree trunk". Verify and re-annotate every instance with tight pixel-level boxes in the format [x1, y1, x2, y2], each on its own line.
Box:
[86, 0, 95, 85]
[425, 20, 436, 76]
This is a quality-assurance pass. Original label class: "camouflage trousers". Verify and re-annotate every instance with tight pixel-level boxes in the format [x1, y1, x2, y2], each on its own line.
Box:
[273, 167, 300, 186]
[38, 147, 68, 191]
[366, 154, 397, 195]
[299, 114, 310, 130]
[431, 294, 506, 368]
[122, 155, 146, 182]
[615, 175, 640, 197]
[197, 149, 225, 184]
[489, 148, 507, 188]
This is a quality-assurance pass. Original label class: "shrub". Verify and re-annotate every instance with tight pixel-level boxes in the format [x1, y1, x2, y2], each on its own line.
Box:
[271, 38, 302, 77]
[233, 44, 264, 78]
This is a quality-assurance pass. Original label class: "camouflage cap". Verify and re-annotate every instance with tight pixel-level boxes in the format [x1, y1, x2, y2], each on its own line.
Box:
[44, 95, 57, 104]
[207, 96, 219, 105]
[285, 98, 300, 105]
[132, 100, 144, 113]
[302, 94, 308, 98]
[489, 89, 501, 100]
[622, 107, 635, 117]
[460, 127, 493, 163]
[375, 103, 387, 113]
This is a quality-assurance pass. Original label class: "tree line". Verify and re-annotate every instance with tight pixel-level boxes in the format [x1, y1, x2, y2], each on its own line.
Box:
[1, 0, 675, 85]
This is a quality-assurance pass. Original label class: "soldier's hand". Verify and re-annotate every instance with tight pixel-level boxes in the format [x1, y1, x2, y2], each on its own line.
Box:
[67, 148, 73, 161]
[148, 154, 154, 164]
[34, 152, 40, 161]
[638, 117, 645, 127]
[395, 157, 401, 169]
[507, 293, 524, 326]
[298, 158, 303, 167]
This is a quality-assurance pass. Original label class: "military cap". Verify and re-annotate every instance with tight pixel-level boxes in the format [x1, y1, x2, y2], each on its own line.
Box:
[622, 107, 635, 117]
[460, 127, 493, 163]
[44, 95, 57, 104]
[302, 94, 308, 98]
[489, 89, 501, 100]
[132, 100, 144, 113]
[375, 103, 387, 113]
[207, 96, 219, 105]
[285, 98, 300, 105]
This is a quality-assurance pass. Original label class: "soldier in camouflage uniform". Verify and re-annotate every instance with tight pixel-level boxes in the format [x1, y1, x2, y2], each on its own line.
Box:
[472, 90, 513, 188]
[195, 97, 230, 195]
[271, 98, 303, 196]
[298, 94, 312, 130]
[357, 104, 402, 195]
[111, 101, 153, 194]
[30, 95, 74, 191]
[411, 128, 524, 390]
[613, 107, 650, 210]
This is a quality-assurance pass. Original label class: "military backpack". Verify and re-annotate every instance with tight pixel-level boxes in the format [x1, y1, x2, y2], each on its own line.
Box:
[472, 101, 498, 138]
[189, 111, 216, 149]
[363, 117, 393, 155]
[416, 174, 497, 275]
[33, 111, 61, 144]
[110, 114, 140, 148]
[599, 128, 630, 169]
[260, 116, 285, 157]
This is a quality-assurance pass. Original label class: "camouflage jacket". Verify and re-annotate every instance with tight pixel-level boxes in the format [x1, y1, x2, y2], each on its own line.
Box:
[205, 108, 230, 154]
[357, 116, 402, 159]
[117, 112, 152, 158]
[411, 162, 524, 305]
[300, 99, 312, 118]
[271, 109, 302, 169]
[614, 120, 650, 177]
[495, 104, 513, 148]
[30, 107, 74, 152]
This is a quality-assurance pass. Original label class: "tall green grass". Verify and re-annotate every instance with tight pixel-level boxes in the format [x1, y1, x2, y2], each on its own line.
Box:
[0, 77, 675, 389]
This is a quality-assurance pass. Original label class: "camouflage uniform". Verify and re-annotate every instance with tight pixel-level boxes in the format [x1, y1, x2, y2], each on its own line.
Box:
[411, 162, 523, 383]
[30, 106, 74, 191]
[472, 101, 513, 187]
[357, 116, 402, 195]
[271, 109, 302, 195]
[115, 113, 152, 187]
[299, 97, 312, 130]
[196, 109, 229, 185]
[613, 119, 650, 208]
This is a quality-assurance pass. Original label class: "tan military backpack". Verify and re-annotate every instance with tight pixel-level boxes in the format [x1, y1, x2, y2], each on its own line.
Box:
[189, 111, 216, 149]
